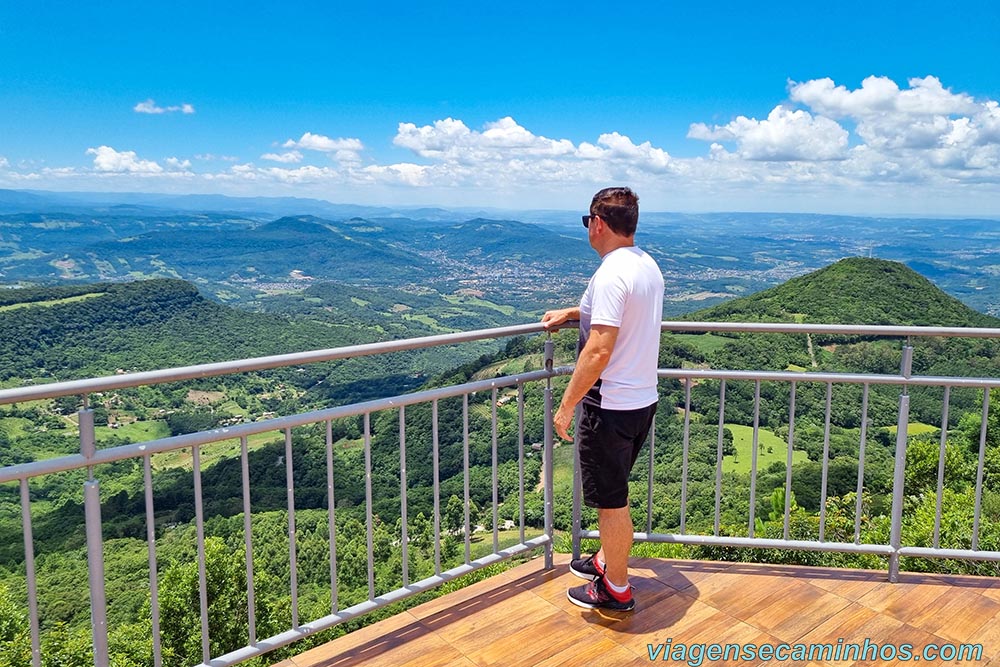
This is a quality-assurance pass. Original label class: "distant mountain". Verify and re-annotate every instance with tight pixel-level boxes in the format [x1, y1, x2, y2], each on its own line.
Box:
[691, 257, 1000, 328]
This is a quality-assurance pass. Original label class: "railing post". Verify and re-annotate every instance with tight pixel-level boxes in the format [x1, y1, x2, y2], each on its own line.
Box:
[888, 342, 913, 582]
[543, 338, 555, 569]
[80, 408, 110, 667]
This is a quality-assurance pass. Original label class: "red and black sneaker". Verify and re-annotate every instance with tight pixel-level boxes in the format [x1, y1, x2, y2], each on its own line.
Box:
[569, 553, 605, 580]
[566, 575, 635, 612]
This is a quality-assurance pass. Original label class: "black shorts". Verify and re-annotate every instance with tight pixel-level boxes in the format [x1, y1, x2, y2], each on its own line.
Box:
[578, 388, 657, 510]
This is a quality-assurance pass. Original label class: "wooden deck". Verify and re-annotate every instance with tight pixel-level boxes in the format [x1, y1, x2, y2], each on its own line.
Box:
[273, 554, 1000, 666]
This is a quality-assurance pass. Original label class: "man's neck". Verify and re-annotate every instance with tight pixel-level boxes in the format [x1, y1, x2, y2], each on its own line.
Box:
[597, 234, 635, 258]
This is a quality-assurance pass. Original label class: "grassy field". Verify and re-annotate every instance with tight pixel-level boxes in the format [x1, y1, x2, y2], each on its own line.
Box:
[0, 292, 106, 312]
[95, 420, 171, 442]
[0, 416, 34, 439]
[670, 333, 732, 356]
[443, 294, 516, 316]
[470, 353, 544, 381]
[723, 424, 809, 474]
[150, 429, 287, 470]
[887, 421, 940, 436]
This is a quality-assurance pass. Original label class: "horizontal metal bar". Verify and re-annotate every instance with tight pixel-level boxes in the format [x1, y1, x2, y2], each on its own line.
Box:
[579, 530, 893, 555]
[7, 319, 1000, 406]
[661, 321, 1000, 339]
[0, 367, 570, 484]
[897, 546, 1000, 562]
[0, 322, 550, 405]
[196, 536, 550, 667]
[658, 368, 1000, 388]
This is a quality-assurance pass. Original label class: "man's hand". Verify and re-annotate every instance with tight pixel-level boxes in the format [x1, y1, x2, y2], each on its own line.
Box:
[541, 307, 579, 330]
[554, 402, 575, 441]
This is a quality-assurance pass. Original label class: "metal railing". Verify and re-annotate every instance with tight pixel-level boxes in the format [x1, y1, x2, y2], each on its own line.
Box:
[3, 320, 1000, 666]
[0, 323, 563, 667]
[571, 322, 1000, 583]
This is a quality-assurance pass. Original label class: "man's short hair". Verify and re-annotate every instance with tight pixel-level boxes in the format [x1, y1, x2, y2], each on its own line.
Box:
[591, 186, 639, 237]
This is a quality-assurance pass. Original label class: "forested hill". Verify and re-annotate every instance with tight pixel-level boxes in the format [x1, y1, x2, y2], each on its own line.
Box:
[0, 278, 524, 402]
[0, 279, 354, 382]
[691, 257, 1000, 327]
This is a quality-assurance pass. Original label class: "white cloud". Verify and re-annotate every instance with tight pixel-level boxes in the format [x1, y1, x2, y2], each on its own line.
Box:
[688, 106, 849, 161]
[261, 151, 303, 163]
[283, 132, 363, 154]
[790, 75, 978, 118]
[86, 146, 163, 174]
[133, 99, 196, 114]
[394, 116, 576, 163]
[165, 157, 192, 170]
[0, 156, 8, 168]
[195, 154, 241, 162]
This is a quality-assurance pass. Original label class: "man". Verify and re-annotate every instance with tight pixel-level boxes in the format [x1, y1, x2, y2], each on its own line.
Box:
[541, 186, 663, 612]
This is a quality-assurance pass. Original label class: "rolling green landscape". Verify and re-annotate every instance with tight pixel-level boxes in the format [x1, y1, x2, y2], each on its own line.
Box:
[2, 197, 1000, 667]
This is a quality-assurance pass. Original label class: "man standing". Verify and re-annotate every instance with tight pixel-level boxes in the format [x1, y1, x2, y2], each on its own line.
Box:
[541, 186, 663, 612]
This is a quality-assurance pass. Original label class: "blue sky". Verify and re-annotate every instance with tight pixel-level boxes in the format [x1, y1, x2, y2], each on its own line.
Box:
[1, 0, 999, 215]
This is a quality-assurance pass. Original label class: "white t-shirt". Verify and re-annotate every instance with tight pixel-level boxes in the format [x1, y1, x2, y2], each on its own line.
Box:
[579, 246, 664, 410]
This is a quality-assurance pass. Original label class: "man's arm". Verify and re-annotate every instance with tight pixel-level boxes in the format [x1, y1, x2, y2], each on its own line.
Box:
[553, 324, 619, 441]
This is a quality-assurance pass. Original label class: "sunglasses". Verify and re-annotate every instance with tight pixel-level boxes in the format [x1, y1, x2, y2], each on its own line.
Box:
[582, 214, 596, 228]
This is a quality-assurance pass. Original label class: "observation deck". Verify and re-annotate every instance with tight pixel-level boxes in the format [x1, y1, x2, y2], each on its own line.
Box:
[277, 555, 1000, 666]
[2, 321, 1000, 666]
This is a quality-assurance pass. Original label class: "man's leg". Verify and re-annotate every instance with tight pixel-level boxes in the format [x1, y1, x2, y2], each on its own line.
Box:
[597, 506, 633, 587]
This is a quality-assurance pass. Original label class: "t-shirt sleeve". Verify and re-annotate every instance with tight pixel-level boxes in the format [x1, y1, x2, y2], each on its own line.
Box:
[589, 269, 628, 327]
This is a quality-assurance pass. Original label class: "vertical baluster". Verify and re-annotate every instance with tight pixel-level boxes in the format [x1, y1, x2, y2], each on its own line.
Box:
[143, 455, 163, 666]
[933, 387, 951, 549]
[783, 382, 796, 541]
[487, 389, 497, 551]
[680, 378, 691, 534]
[239, 436, 257, 645]
[748, 381, 761, 537]
[972, 389, 990, 551]
[193, 445, 210, 664]
[80, 408, 109, 667]
[517, 385, 525, 544]
[819, 383, 833, 541]
[432, 401, 441, 575]
[325, 421, 338, 613]
[714, 380, 727, 537]
[20, 479, 41, 667]
[284, 428, 299, 627]
[399, 407, 409, 586]
[855, 385, 870, 544]
[646, 419, 655, 534]
[463, 394, 471, 564]
[364, 413, 375, 600]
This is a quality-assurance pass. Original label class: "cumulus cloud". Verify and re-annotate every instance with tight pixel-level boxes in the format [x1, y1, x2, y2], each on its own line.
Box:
[165, 157, 192, 170]
[787, 75, 998, 163]
[688, 106, 849, 161]
[261, 150, 303, 163]
[0, 156, 8, 168]
[790, 75, 978, 118]
[86, 146, 163, 173]
[134, 99, 196, 114]
[394, 116, 576, 163]
[282, 133, 364, 165]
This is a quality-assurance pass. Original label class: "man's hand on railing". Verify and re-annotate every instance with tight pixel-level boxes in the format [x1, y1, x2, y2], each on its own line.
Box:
[541, 307, 580, 331]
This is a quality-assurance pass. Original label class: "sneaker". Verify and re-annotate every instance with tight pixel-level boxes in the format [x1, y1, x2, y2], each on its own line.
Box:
[566, 576, 635, 612]
[569, 553, 605, 579]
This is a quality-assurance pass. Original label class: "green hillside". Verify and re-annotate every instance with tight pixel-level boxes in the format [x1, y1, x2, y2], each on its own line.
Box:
[693, 257, 1000, 327]
[0, 279, 507, 407]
